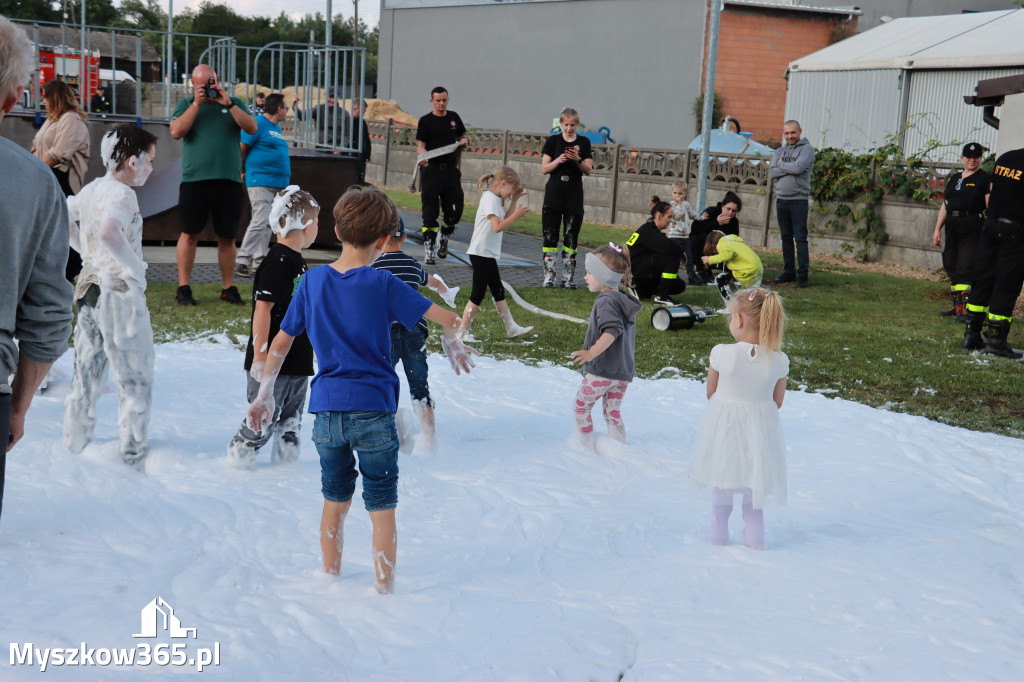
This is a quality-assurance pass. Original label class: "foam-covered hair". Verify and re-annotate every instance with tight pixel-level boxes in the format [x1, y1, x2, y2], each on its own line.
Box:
[269, 185, 319, 236]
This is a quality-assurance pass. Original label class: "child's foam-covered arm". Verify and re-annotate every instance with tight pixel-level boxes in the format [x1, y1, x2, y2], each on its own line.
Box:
[425, 274, 458, 307]
[97, 207, 147, 284]
[249, 300, 273, 379]
[67, 195, 81, 253]
[424, 303, 478, 375]
[246, 331, 295, 431]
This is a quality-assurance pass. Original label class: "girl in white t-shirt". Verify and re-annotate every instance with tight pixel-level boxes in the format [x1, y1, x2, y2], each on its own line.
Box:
[458, 166, 533, 341]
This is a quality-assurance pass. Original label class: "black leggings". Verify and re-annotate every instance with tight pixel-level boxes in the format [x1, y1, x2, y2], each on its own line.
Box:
[469, 255, 506, 305]
[52, 167, 81, 282]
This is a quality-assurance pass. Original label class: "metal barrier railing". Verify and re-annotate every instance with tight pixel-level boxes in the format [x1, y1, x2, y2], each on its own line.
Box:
[12, 18, 230, 120]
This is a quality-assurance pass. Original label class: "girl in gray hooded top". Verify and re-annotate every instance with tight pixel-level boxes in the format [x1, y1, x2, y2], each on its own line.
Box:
[570, 244, 643, 445]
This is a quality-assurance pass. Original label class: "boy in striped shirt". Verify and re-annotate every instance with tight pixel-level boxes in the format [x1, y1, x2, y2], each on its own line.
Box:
[372, 218, 459, 450]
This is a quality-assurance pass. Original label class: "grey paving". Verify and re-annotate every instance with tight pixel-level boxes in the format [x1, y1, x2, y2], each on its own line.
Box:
[145, 207, 593, 288]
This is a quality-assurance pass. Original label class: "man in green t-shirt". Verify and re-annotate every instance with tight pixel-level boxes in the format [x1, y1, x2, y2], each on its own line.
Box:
[169, 64, 257, 306]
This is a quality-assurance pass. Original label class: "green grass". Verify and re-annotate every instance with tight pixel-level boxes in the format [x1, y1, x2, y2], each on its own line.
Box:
[379, 186, 632, 247]
[147, 283, 254, 345]
[145, 252, 1024, 438]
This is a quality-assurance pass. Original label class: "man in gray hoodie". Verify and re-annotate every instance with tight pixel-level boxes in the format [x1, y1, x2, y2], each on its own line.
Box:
[769, 120, 815, 287]
[0, 15, 74, 520]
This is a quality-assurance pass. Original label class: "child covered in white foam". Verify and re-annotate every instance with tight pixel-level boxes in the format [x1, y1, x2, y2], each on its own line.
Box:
[227, 186, 320, 466]
[62, 124, 159, 468]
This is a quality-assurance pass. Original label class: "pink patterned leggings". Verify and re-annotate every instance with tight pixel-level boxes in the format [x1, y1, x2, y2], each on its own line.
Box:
[573, 373, 629, 441]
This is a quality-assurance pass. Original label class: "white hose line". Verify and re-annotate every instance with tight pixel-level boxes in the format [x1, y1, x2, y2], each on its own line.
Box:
[501, 279, 588, 325]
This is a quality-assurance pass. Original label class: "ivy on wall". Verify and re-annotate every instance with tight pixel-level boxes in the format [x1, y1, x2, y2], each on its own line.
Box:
[808, 131, 985, 262]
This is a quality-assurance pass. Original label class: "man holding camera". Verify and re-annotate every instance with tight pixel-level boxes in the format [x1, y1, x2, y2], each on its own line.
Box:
[170, 64, 257, 306]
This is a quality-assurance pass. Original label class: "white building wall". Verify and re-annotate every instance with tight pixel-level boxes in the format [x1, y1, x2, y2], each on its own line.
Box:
[904, 68, 1023, 162]
[377, 0, 707, 148]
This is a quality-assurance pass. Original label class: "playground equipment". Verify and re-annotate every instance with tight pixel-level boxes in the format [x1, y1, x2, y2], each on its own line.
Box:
[687, 116, 773, 158]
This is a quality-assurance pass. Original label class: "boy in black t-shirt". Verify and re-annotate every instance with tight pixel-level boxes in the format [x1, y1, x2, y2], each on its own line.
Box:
[227, 186, 320, 465]
[416, 87, 468, 264]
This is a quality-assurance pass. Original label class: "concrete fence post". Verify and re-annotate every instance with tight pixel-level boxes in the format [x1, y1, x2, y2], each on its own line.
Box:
[502, 129, 509, 165]
[609, 143, 622, 224]
[382, 117, 393, 186]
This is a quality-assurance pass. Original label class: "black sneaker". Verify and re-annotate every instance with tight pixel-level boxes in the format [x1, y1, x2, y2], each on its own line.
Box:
[175, 285, 197, 306]
[797, 280, 809, 289]
[653, 295, 681, 306]
[774, 273, 797, 284]
[220, 285, 245, 305]
[235, 263, 251, 278]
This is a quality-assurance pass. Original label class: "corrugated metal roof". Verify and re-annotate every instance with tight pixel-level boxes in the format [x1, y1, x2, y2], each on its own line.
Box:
[726, 0, 862, 17]
[788, 9, 1023, 72]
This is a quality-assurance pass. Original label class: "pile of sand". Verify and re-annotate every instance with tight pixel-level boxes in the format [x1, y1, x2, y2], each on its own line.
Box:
[232, 83, 417, 124]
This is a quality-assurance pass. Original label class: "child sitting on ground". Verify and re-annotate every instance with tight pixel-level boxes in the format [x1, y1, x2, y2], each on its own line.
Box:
[246, 186, 476, 594]
[227, 186, 319, 466]
[701, 230, 764, 304]
[570, 244, 642, 445]
[62, 124, 158, 469]
[372, 217, 460, 451]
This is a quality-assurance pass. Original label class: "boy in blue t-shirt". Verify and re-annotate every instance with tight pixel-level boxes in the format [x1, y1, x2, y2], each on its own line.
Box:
[372, 217, 459, 452]
[247, 186, 476, 594]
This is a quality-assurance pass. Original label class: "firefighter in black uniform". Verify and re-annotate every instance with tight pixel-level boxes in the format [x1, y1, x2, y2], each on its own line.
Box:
[962, 146, 1024, 359]
[626, 196, 686, 304]
[540, 107, 593, 289]
[932, 142, 990, 320]
[416, 87, 467, 264]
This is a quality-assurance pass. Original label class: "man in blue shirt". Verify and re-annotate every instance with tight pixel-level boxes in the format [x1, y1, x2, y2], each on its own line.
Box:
[236, 93, 292, 278]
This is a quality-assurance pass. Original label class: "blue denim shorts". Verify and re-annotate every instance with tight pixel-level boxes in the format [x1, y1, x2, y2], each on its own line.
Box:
[312, 410, 399, 511]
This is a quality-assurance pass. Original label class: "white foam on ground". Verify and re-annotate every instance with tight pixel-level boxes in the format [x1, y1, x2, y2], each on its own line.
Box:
[2, 342, 1022, 680]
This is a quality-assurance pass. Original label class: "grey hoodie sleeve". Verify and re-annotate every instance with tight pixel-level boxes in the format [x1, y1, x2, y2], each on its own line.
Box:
[16, 190, 73, 365]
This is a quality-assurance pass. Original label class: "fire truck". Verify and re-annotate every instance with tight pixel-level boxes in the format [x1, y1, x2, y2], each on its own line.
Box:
[34, 43, 101, 100]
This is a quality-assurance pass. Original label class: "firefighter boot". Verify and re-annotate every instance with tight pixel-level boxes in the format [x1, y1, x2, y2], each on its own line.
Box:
[961, 309, 985, 351]
[543, 253, 557, 288]
[955, 288, 970, 323]
[562, 254, 577, 289]
[982, 318, 1023, 360]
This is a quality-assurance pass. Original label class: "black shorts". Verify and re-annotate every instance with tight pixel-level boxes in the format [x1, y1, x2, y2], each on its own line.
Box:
[179, 180, 246, 239]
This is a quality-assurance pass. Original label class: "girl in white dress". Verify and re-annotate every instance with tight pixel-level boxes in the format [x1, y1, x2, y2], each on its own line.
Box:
[690, 287, 788, 549]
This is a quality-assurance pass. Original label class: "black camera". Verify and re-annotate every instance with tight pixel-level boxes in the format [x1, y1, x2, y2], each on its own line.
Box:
[201, 77, 218, 99]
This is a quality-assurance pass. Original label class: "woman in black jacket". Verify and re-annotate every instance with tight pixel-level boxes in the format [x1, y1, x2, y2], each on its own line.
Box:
[626, 196, 686, 304]
[690, 191, 742, 284]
